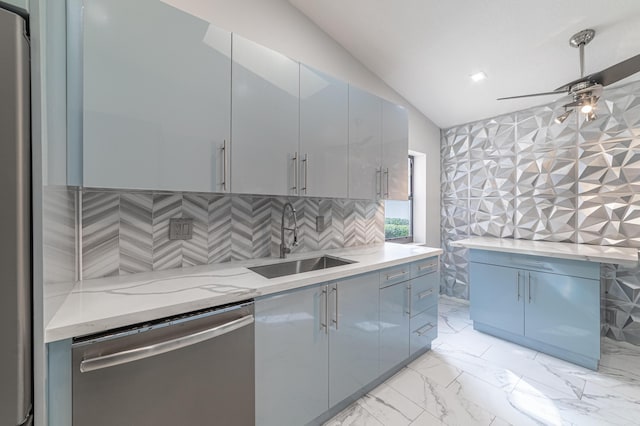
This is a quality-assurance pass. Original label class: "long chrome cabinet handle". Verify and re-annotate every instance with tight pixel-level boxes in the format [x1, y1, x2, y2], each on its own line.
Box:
[417, 263, 438, 272]
[417, 289, 433, 300]
[321, 286, 328, 334]
[415, 323, 435, 336]
[516, 271, 520, 301]
[528, 272, 532, 303]
[79, 314, 254, 373]
[331, 285, 339, 330]
[406, 284, 412, 316]
[302, 153, 308, 194]
[386, 270, 407, 281]
[221, 139, 227, 191]
[376, 167, 382, 197]
[291, 152, 299, 192]
[384, 168, 389, 198]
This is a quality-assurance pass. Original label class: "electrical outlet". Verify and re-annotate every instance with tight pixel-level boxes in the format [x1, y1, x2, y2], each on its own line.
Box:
[605, 309, 617, 325]
[169, 218, 193, 240]
[316, 216, 325, 233]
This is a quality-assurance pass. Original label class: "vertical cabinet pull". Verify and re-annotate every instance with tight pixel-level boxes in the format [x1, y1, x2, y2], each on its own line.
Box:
[220, 140, 227, 191]
[376, 167, 382, 197]
[516, 271, 520, 301]
[406, 284, 412, 316]
[302, 153, 309, 194]
[320, 286, 328, 334]
[291, 152, 299, 192]
[331, 285, 339, 330]
[528, 272, 532, 303]
[384, 167, 389, 198]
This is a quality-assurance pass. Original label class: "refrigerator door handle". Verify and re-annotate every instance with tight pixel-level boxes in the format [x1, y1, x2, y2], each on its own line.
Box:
[79, 315, 254, 373]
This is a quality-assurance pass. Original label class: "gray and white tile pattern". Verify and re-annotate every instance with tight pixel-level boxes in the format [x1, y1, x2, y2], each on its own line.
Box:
[326, 296, 640, 426]
[81, 191, 384, 280]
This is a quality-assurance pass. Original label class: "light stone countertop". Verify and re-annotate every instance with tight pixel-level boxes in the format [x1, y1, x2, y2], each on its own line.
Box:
[45, 243, 442, 343]
[451, 237, 638, 266]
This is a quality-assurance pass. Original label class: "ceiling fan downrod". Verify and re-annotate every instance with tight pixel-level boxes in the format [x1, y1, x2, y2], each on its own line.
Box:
[570, 29, 595, 78]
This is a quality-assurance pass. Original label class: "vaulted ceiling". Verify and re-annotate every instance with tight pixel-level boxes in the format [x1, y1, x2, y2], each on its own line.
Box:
[288, 0, 640, 128]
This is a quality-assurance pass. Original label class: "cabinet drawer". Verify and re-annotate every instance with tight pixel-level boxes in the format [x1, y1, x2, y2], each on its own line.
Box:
[380, 265, 411, 288]
[410, 273, 438, 316]
[410, 306, 437, 355]
[411, 257, 439, 278]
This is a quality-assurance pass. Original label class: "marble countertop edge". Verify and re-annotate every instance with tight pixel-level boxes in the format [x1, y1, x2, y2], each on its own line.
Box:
[451, 237, 638, 266]
[45, 243, 443, 343]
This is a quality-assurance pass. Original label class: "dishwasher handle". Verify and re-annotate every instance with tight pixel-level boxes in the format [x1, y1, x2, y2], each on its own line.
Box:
[79, 314, 254, 373]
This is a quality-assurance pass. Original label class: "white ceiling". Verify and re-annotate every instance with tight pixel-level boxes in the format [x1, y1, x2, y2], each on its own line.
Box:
[288, 0, 640, 128]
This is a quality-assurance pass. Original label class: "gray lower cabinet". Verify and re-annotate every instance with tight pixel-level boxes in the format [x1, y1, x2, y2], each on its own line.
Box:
[255, 262, 438, 425]
[379, 281, 411, 373]
[255, 283, 328, 426]
[329, 272, 380, 407]
[469, 249, 601, 369]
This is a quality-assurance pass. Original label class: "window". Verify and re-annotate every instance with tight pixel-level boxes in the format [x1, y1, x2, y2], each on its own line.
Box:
[384, 156, 413, 242]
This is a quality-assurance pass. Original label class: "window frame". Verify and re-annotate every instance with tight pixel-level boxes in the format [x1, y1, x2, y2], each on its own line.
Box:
[384, 155, 414, 243]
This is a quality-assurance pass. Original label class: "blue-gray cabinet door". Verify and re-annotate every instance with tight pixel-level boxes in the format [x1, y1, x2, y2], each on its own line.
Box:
[379, 283, 410, 374]
[329, 273, 380, 407]
[231, 34, 300, 196]
[524, 271, 600, 360]
[348, 85, 382, 200]
[469, 262, 524, 336]
[255, 284, 329, 426]
[299, 65, 348, 198]
[81, 0, 231, 192]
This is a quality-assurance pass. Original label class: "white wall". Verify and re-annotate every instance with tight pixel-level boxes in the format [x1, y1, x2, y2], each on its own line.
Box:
[162, 0, 441, 246]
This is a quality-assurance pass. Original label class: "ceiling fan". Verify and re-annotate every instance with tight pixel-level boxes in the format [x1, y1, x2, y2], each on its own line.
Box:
[498, 29, 640, 123]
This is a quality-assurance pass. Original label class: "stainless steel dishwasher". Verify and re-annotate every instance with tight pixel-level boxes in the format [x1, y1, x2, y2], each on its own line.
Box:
[72, 300, 254, 426]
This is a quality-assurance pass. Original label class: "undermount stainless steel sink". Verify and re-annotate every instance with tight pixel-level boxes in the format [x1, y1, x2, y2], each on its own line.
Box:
[249, 255, 355, 279]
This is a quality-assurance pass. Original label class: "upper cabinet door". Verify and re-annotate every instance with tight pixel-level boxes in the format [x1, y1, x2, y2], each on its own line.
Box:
[299, 65, 348, 198]
[231, 35, 299, 196]
[348, 85, 382, 200]
[382, 100, 409, 200]
[82, 0, 231, 192]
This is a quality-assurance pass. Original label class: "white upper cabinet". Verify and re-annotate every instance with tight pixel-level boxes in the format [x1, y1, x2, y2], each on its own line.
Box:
[231, 35, 299, 196]
[382, 100, 409, 200]
[299, 65, 349, 198]
[81, 0, 231, 192]
[348, 85, 382, 200]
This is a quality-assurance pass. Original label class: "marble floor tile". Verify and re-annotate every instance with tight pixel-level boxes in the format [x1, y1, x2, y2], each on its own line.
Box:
[360, 383, 425, 425]
[429, 343, 522, 392]
[409, 410, 445, 425]
[323, 400, 384, 426]
[386, 367, 495, 425]
[489, 416, 513, 426]
[327, 296, 640, 426]
[406, 351, 463, 388]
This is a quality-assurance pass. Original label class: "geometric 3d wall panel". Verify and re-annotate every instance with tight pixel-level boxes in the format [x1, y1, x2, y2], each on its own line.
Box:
[441, 79, 640, 345]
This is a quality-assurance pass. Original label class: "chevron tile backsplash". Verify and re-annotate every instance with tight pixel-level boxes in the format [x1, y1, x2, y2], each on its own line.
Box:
[82, 191, 384, 279]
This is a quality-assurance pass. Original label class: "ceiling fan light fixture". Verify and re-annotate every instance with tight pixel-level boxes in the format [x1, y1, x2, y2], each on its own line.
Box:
[555, 109, 573, 124]
[470, 71, 487, 82]
[580, 103, 594, 113]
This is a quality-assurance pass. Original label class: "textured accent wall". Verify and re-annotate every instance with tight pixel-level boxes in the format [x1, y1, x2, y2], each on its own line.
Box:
[441, 80, 640, 345]
[81, 190, 384, 279]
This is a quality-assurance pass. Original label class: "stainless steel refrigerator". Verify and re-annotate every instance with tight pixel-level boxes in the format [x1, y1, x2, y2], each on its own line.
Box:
[0, 4, 32, 426]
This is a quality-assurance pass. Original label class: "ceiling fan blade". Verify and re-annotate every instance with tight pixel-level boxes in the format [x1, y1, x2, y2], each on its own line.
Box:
[497, 90, 567, 100]
[555, 53, 640, 91]
[588, 53, 640, 86]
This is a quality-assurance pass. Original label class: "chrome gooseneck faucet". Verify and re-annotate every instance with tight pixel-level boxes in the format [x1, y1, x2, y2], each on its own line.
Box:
[280, 202, 299, 258]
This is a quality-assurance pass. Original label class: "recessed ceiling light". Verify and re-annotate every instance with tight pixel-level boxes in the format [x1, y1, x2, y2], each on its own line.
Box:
[470, 71, 487, 82]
